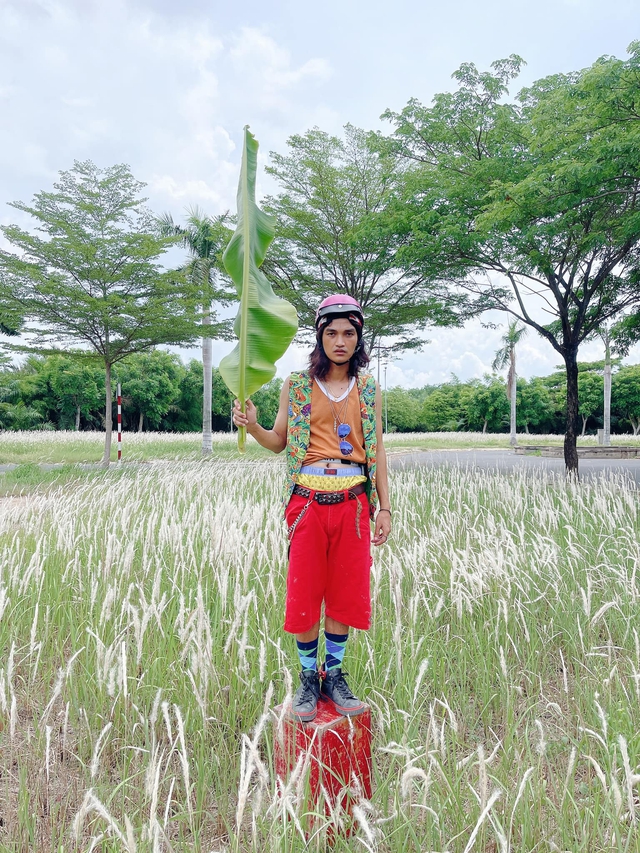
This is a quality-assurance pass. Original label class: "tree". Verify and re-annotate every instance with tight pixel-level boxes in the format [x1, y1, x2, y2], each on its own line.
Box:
[612, 366, 640, 435]
[165, 359, 205, 432]
[383, 44, 640, 474]
[0, 161, 203, 462]
[42, 354, 104, 430]
[0, 363, 44, 430]
[263, 124, 465, 353]
[492, 320, 526, 446]
[211, 369, 234, 431]
[577, 371, 603, 437]
[420, 380, 465, 431]
[462, 376, 510, 433]
[157, 208, 233, 452]
[516, 378, 556, 434]
[385, 387, 422, 432]
[251, 379, 284, 431]
[114, 351, 183, 431]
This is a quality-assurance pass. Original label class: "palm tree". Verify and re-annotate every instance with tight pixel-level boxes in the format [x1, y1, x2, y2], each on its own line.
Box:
[158, 208, 232, 453]
[492, 320, 527, 446]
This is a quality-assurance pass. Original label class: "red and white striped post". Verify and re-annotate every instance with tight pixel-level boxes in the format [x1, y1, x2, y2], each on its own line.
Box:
[117, 383, 122, 462]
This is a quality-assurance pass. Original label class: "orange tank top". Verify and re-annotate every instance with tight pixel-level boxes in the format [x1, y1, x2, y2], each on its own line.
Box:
[302, 379, 366, 465]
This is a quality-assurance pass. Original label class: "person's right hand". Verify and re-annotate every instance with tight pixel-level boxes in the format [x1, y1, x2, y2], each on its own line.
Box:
[232, 399, 257, 430]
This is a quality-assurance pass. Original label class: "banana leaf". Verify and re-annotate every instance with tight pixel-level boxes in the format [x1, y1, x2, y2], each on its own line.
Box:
[219, 127, 298, 452]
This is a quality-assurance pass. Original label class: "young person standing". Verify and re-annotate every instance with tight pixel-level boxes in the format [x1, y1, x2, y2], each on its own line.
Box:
[232, 295, 391, 721]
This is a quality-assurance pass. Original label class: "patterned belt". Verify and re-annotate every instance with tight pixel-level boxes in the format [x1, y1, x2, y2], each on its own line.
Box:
[292, 482, 366, 504]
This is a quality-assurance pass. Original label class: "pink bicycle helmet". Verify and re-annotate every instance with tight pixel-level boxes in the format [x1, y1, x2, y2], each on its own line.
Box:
[315, 294, 364, 332]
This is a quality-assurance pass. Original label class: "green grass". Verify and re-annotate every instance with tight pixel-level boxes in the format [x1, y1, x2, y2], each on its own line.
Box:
[0, 454, 639, 850]
[0, 461, 110, 497]
[0, 430, 273, 464]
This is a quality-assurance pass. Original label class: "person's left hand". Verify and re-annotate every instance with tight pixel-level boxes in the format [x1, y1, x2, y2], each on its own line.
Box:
[372, 509, 392, 546]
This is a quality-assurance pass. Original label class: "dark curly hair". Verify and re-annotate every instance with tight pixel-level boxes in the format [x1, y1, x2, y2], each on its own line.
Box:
[308, 315, 370, 381]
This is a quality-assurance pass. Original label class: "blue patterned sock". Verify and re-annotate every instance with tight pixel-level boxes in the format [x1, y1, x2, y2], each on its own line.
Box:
[325, 631, 349, 671]
[296, 637, 319, 673]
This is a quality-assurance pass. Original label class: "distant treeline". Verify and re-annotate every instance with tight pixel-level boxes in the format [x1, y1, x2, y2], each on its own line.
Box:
[385, 362, 640, 435]
[0, 352, 282, 433]
[3, 352, 640, 436]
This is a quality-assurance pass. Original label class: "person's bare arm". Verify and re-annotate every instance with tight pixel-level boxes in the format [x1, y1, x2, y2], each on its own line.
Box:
[232, 377, 290, 453]
[372, 384, 392, 546]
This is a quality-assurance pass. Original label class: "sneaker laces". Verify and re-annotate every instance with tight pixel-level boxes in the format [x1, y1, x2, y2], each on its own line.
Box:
[297, 672, 319, 703]
[324, 669, 356, 701]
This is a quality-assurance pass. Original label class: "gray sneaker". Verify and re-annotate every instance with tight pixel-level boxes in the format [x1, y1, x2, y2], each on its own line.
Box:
[320, 666, 366, 716]
[290, 670, 321, 722]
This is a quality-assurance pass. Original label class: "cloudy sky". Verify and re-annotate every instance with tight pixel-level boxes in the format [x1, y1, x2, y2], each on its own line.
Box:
[1, 0, 638, 387]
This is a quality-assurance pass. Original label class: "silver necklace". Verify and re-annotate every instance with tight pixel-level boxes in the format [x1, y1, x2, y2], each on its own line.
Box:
[325, 379, 348, 401]
[318, 376, 353, 402]
[326, 392, 350, 433]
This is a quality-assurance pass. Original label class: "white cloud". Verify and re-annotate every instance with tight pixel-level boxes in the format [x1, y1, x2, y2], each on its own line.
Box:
[0, 3, 336, 226]
[2, 0, 639, 390]
[230, 27, 332, 90]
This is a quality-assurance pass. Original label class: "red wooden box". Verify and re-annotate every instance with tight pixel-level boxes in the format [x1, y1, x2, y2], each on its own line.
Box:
[273, 699, 372, 827]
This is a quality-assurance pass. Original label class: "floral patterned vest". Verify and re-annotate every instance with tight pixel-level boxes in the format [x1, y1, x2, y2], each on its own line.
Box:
[285, 371, 378, 517]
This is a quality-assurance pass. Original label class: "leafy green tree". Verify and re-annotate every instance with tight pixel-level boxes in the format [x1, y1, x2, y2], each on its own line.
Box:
[612, 366, 640, 435]
[0, 161, 203, 462]
[157, 208, 233, 451]
[252, 379, 283, 431]
[516, 378, 556, 434]
[577, 371, 603, 436]
[263, 124, 464, 353]
[601, 329, 615, 447]
[0, 314, 22, 338]
[385, 387, 422, 432]
[539, 371, 568, 433]
[114, 351, 183, 431]
[383, 44, 640, 473]
[492, 320, 526, 445]
[420, 380, 465, 431]
[36, 354, 104, 430]
[462, 376, 510, 433]
[0, 364, 44, 430]
[212, 369, 235, 431]
[165, 359, 204, 432]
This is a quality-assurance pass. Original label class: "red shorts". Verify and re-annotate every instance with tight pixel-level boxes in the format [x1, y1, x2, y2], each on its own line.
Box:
[284, 492, 372, 633]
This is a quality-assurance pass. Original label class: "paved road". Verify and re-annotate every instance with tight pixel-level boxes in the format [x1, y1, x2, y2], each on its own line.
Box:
[388, 448, 640, 485]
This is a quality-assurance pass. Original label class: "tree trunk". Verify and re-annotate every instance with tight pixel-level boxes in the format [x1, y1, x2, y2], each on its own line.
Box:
[103, 362, 112, 465]
[509, 350, 517, 446]
[525, 423, 530, 434]
[603, 337, 611, 447]
[632, 417, 640, 436]
[581, 415, 588, 437]
[202, 306, 213, 454]
[138, 411, 144, 432]
[482, 418, 487, 434]
[564, 350, 579, 476]
[75, 404, 81, 431]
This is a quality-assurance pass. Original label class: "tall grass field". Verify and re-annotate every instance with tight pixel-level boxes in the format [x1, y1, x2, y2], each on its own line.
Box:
[2, 429, 640, 465]
[0, 439, 638, 850]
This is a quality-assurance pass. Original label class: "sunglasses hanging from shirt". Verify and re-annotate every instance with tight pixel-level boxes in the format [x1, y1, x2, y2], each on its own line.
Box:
[337, 422, 354, 456]
[326, 392, 354, 456]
